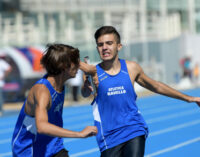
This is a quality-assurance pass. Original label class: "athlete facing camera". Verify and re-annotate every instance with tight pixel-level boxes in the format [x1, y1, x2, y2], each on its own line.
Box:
[82, 26, 200, 157]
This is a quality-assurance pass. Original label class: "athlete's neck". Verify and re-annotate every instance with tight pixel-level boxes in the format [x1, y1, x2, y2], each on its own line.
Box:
[101, 58, 121, 75]
[47, 75, 64, 93]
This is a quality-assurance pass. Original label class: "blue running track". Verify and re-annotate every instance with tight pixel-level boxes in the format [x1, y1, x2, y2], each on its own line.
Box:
[0, 88, 200, 157]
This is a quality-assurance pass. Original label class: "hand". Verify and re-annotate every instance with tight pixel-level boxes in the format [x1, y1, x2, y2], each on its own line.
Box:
[195, 99, 200, 107]
[79, 126, 98, 138]
[188, 97, 200, 107]
[92, 73, 99, 88]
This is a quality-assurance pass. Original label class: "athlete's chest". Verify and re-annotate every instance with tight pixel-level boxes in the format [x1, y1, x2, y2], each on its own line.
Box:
[98, 72, 132, 95]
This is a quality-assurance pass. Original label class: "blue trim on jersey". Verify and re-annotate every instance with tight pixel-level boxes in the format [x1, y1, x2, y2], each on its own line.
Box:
[12, 75, 65, 157]
[93, 59, 148, 152]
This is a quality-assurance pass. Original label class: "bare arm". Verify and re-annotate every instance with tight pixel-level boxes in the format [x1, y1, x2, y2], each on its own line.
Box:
[79, 61, 96, 75]
[34, 85, 97, 138]
[127, 61, 200, 106]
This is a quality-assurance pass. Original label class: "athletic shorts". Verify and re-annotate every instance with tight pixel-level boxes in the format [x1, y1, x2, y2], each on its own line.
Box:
[101, 135, 145, 157]
[52, 149, 69, 157]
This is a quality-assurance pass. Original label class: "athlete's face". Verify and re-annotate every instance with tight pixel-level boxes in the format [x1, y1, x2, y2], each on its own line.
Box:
[96, 34, 122, 62]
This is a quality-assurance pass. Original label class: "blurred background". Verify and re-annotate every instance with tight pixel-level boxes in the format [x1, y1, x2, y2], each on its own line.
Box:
[0, 0, 200, 103]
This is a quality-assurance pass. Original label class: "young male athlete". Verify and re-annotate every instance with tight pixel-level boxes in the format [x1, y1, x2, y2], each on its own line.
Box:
[12, 44, 97, 157]
[81, 26, 200, 157]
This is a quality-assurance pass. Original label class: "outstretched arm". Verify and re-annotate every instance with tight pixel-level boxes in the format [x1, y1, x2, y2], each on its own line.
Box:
[128, 61, 200, 107]
[138, 72, 200, 104]
[34, 85, 97, 138]
[79, 61, 96, 75]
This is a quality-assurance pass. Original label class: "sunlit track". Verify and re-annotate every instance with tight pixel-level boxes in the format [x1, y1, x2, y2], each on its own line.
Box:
[142, 103, 192, 116]
[1, 111, 199, 144]
[0, 107, 197, 139]
[145, 137, 200, 157]
[146, 108, 199, 124]
[0, 88, 200, 157]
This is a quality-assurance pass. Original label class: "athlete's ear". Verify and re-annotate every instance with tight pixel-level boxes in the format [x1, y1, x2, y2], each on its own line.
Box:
[117, 43, 122, 51]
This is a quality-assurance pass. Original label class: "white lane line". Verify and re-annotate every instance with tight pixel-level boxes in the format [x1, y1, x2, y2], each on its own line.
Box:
[143, 104, 191, 116]
[0, 152, 12, 157]
[2, 135, 200, 157]
[0, 102, 190, 128]
[0, 107, 91, 127]
[63, 114, 92, 123]
[0, 139, 10, 144]
[64, 138, 81, 143]
[140, 101, 186, 111]
[70, 148, 99, 157]
[149, 119, 200, 137]
[1, 119, 200, 156]
[1, 109, 199, 144]
[146, 108, 198, 124]
[0, 128, 13, 134]
[145, 136, 200, 157]
[0, 122, 15, 127]
[1, 106, 196, 135]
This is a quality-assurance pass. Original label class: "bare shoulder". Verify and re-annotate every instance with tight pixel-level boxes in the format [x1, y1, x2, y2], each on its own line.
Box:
[27, 84, 51, 105]
[125, 60, 142, 73]
[34, 84, 51, 100]
[126, 60, 137, 66]
[124, 60, 144, 83]
[25, 84, 51, 116]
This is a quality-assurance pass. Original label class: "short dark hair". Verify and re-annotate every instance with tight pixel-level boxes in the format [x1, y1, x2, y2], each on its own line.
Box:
[41, 44, 80, 75]
[94, 26, 121, 43]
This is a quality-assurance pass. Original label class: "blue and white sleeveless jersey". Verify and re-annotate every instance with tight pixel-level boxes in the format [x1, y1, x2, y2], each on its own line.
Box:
[12, 75, 65, 157]
[92, 59, 148, 152]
